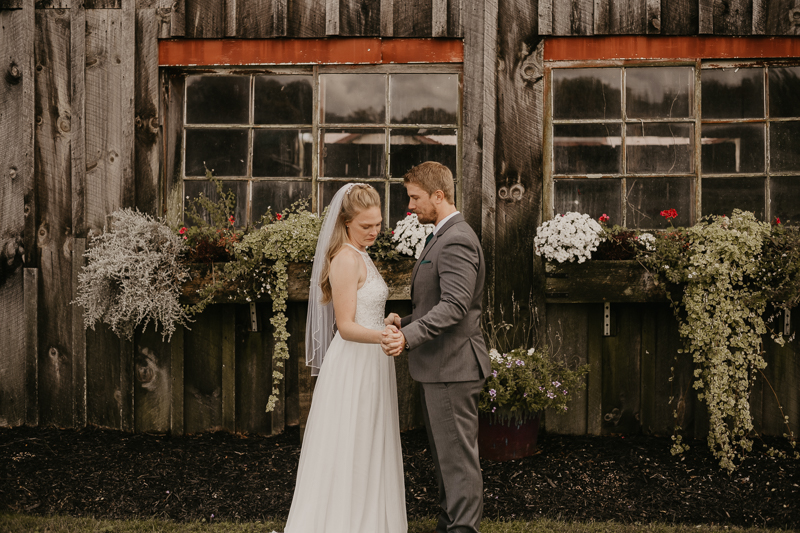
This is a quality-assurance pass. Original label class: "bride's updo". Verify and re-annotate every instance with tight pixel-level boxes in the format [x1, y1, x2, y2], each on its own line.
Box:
[319, 184, 381, 304]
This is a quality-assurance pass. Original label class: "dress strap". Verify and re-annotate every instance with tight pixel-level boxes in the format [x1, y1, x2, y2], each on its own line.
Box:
[343, 242, 367, 255]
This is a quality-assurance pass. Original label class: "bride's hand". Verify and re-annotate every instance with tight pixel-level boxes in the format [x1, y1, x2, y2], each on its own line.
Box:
[384, 312, 401, 327]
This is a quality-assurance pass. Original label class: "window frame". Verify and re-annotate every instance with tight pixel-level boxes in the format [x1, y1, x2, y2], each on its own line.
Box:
[543, 39, 800, 229]
[176, 63, 463, 227]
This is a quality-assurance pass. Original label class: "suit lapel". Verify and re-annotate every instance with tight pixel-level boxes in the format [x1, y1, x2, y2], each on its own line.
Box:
[410, 213, 464, 292]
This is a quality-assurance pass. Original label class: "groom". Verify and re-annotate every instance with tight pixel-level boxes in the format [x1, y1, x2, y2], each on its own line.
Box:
[383, 161, 490, 533]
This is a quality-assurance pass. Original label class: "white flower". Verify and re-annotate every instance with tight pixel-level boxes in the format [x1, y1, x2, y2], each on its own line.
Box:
[637, 232, 656, 252]
[533, 212, 605, 264]
[392, 213, 434, 259]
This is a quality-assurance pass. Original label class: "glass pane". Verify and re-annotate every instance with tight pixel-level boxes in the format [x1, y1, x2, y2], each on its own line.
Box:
[319, 181, 386, 224]
[253, 130, 312, 177]
[701, 124, 765, 174]
[701, 68, 764, 119]
[321, 129, 385, 177]
[390, 73, 459, 124]
[770, 177, 800, 223]
[390, 129, 457, 179]
[185, 129, 248, 176]
[321, 74, 385, 124]
[553, 68, 621, 120]
[770, 121, 800, 172]
[254, 75, 313, 125]
[183, 179, 248, 226]
[390, 182, 412, 228]
[625, 178, 694, 229]
[626, 123, 694, 174]
[702, 177, 765, 220]
[186, 76, 249, 125]
[553, 123, 622, 175]
[553, 179, 621, 222]
[626, 67, 694, 119]
[252, 180, 312, 223]
[769, 67, 800, 118]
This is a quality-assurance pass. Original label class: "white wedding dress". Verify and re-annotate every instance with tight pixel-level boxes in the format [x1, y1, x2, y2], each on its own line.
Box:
[284, 244, 407, 533]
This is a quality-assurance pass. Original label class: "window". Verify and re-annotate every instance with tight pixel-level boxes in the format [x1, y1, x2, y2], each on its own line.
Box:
[545, 43, 800, 229]
[181, 66, 461, 227]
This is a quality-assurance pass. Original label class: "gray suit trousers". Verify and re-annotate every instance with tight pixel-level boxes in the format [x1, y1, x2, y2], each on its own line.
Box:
[420, 379, 485, 533]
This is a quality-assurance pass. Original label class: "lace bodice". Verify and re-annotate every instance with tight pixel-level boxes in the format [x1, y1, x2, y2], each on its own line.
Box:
[345, 244, 389, 330]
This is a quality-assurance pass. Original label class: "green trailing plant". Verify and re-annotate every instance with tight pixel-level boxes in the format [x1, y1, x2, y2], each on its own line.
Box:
[181, 168, 243, 263]
[74, 208, 191, 341]
[642, 210, 799, 471]
[368, 228, 401, 261]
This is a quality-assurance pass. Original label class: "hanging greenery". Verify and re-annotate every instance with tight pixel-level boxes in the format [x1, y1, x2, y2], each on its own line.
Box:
[642, 210, 800, 471]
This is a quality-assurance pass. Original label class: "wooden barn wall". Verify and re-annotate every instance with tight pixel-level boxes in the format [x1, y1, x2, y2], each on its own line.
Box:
[0, 0, 798, 442]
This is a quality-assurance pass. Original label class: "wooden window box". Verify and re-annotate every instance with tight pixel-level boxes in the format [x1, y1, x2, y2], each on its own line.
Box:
[181, 259, 416, 304]
[545, 260, 667, 303]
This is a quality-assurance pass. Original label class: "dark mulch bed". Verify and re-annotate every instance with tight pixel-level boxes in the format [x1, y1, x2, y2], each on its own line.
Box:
[1, 425, 798, 529]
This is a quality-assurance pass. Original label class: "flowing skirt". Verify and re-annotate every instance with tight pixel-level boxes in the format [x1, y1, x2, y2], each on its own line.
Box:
[284, 333, 407, 533]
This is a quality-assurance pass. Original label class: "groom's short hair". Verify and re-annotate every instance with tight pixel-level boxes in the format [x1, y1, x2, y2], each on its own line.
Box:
[403, 161, 455, 204]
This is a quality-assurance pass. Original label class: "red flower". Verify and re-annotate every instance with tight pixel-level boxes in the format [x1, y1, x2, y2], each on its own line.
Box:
[407, 212, 411, 216]
[660, 209, 678, 220]
[183, 235, 187, 240]
[179, 227, 186, 234]
[276, 213, 282, 221]
[228, 215, 235, 225]
[599, 213, 610, 223]
[776, 217, 781, 225]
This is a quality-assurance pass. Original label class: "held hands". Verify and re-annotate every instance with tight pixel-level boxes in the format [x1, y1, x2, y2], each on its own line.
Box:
[381, 323, 405, 357]
[384, 313, 402, 329]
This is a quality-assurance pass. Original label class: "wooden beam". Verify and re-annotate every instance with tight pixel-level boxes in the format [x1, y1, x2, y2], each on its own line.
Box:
[554, 0, 593, 35]
[394, 0, 433, 36]
[120, 337, 134, 432]
[185, 0, 224, 37]
[460, 0, 484, 234]
[234, 0, 287, 38]
[71, 0, 86, 237]
[545, 260, 667, 303]
[134, 6, 161, 216]
[325, 0, 338, 34]
[433, 0, 447, 36]
[646, 0, 660, 33]
[287, 0, 325, 37]
[340, 0, 381, 36]
[170, 326, 184, 435]
[586, 304, 603, 435]
[538, 0, 552, 35]
[72, 238, 87, 427]
[753, 0, 766, 34]
[660, 0, 698, 35]
[24, 268, 38, 426]
[699, 0, 713, 33]
[480, 0, 496, 294]
[713, 0, 752, 35]
[221, 305, 236, 431]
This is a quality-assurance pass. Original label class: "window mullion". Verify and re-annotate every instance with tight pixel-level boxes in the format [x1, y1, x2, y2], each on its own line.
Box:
[621, 67, 627, 227]
[312, 65, 320, 214]
[694, 60, 702, 224]
[764, 65, 771, 222]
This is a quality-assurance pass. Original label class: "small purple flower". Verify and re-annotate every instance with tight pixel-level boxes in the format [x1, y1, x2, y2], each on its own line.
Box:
[552, 381, 561, 387]
[506, 362, 513, 368]
[547, 391, 556, 399]
[523, 393, 528, 397]
[492, 407, 496, 413]
[563, 406, 568, 411]
[562, 389, 569, 395]
[516, 359, 524, 366]
[489, 389, 496, 397]
[538, 386, 544, 392]
[492, 370, 498, 378]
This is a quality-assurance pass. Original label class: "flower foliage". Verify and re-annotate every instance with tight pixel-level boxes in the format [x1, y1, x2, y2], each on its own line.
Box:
[74, 208, 191, 341]
[392, 213, 434, 259]
[534, 212, 605, 263]
[479, 347, 589, 424]
[182, 168, 243, 263]
[643, 210, 799, 471]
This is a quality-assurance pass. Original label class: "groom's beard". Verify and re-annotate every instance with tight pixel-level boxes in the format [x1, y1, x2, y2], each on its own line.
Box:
[414, 207, 437, 225]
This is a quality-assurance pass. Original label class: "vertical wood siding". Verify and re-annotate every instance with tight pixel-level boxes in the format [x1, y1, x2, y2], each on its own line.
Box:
[2, 0, 799, 442]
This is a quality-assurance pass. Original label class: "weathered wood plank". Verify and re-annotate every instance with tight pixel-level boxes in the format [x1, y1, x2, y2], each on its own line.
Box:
[234, 0, 286, 37]
[753, 0, 766, 33]
[71, 1, 87, 237]
[380, 0, 392, 34]
[432, 0, 447, 36]
[181, 260, 415, 303]
[495, 0, 544, 344]
[538, 0, 552, 34]
[446, 0, 461, 37]
[600, 304, 642, 434]
[639, 305, 657, 434]
[594, 0, 646, 34]
[287, 0, 325, 37]
[586, 304, 603, 435]
[85, 7, 136, 236]
[478, 0, 493, 286]
[34, 0, 68, 7]
[760, 333, 799, 437]
[157, 0, 185, 36]
[184, 306, 223, 433]
[654, 304, 695, 436]
[461, 0, 484, 237]
[184, 0, 224, 37]
[120, 337, 134, 432]
[72, 238, 87, 427]
[393, 0, 432, 37]
[85, 0, 121, 8]
[1, 0, 23, 7]
[325, 0, 338, 34]
[699, 0, 713, 33]
[284, 303, 300, 427]
[660, 0, 698, 35]
[0, 4, 33, 428]
[25, 269, 39, 426]
[170, 325, 184, 434]
[221, 305, 236, 431]
[713, 0, 752, 35]
[340, 0, 381, 36]
[545, 260, 667, 303]
[765, 0, 799, 35]
[163, 72, 184, 223]
[646, 0, 660, 32]
[133, 328, 172, 433]
[554, 0, 593, 35]
[86, 326, 122, 429]
[34, 7, 74, 427]
[134, 7, 161, 216]
[293, 303, 315, 439]
[544, 304, 589, 435]
[236, 303, 273, 434]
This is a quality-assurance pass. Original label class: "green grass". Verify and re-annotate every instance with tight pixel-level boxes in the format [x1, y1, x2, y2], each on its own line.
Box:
[0, 514, 794, 533]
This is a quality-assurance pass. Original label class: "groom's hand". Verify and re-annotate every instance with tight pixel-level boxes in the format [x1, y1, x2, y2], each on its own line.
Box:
[381, 326, 405, 357]
[384, 312, 402, 328]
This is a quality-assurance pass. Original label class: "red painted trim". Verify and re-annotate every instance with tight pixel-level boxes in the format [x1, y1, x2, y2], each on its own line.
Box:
[159, 38, 463, 67]
[544, 36, 800, 62]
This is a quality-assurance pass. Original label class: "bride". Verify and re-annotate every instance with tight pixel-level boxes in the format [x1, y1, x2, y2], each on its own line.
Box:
[283, 183, 408, 533]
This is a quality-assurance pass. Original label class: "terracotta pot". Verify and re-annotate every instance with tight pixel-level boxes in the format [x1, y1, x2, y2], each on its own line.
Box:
[478, 412, 540, 461]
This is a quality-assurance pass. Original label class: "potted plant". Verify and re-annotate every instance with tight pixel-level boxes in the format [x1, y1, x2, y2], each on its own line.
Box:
[478, 307, 589, 461]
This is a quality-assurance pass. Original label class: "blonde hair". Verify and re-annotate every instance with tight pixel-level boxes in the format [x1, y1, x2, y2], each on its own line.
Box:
[320, 184, 381, 304]
[403, 161, 455, 204]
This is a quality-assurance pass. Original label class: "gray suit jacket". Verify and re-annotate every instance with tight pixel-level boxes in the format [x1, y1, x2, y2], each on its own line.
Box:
[400, 213, 491, 383]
